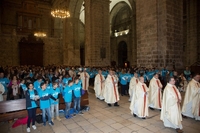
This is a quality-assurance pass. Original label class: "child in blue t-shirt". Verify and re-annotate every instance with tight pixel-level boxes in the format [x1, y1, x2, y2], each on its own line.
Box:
[25, 82, 39, 133]
[63, 80, 74, 119]
[72, 77, 83, 116]
[39, 82, 56, 126]
[50, 81, 61, 121]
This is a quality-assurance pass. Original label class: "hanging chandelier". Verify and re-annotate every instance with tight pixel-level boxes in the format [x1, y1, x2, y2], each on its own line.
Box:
[51, 8, 70, 18]
[34, 32, 47, 37]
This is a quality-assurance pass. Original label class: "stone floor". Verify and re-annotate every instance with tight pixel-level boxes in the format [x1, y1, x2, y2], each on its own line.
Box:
[0, 91, 200, 133]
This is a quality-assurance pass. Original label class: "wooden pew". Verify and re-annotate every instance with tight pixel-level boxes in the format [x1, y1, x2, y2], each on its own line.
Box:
[0, 91, 89, 122]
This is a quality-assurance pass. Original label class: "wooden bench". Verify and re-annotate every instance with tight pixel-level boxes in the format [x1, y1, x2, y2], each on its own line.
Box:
[0, 91, 89, 122]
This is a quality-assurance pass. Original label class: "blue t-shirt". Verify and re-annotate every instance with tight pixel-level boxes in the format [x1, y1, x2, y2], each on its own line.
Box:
[161, 69, 168, 77]
[48, 74, 53, 82]
[73, 82, 81, 98]
[46, 84, 51, 90]
[62, 77, 72, 86]
[143, 73, 148, 82]
[49, 87, 60, 105]
[102, 71, 108, 78]
[34, 80, 42, 92]
[29, 72, 33, 78]
[126, 73, 133, 82]
[119, 73, 128, 85]
[20, 83, 27, 91]
[39, 89, 51, 109]
[147, 71, 155, 80]
[0, 78, 10, 93]
[63, 85, 73, 103]
[89, 71, 95, 79]
[27, 90, 37, 109]
[170, 71, 174, 77]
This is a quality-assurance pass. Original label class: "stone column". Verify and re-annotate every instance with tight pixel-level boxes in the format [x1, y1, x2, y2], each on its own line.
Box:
[185, 0, 199, 65]
[85, 0, 110, 66]
[136, 0, 159, 68]
[164, 0, 183, 69]
[130, 1, 137, 66]
[136, 0, 183, 69]
[63, 17, 80, 65]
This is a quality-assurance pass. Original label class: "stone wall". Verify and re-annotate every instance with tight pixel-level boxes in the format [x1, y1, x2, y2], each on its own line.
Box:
[136, 0, 183, 69]
[165, 0, 183, 69]
[85, 0, 110, 66]
[0, 34, 21, 66]
[185, 0, 200, 66]
[0, 0, 198, 68]
[0, 0, 65, 66]
[43, 37, 63, 66]
[136, 0, 158, 68]
[0, 34, 62, 66]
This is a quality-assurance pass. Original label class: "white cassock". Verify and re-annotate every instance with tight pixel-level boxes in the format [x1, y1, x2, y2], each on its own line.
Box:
[103, 74, 120, 104]
[94, 74, 105, 100]
[80, 72, 90, 90]
[160, 83, 183, 129]
[148, 77, 163, 109]
[130, 82, 149, 118]
[129, 77, 138, 101]
[0, 83, 5, 101]
[69, 69, 76, 79]
[182, 79, 200, 120]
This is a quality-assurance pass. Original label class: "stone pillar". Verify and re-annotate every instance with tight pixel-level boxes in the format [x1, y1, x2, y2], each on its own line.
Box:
[63, 17, 80, 65]
[185, 0, 199, 65]
[136, 0, 159, 68]
[130, 2, 137, 66]
[85, 0, 110, 66]
[136, 0, 183, 69]
[164, 0, 183, 69]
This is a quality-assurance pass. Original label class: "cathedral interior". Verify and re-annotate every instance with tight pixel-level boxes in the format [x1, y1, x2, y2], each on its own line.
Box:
[0, 1, 200, 133]
[0, 0, 199, 69]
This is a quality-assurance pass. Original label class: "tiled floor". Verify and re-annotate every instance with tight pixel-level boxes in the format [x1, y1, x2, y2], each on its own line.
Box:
[1, 91, 200, 133]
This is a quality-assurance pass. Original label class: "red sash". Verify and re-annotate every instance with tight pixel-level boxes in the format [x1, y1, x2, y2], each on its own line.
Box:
[172, 86, 180, 107]
[136, 79, 138, 83]
[111, 76, 118, 101]
[156, 80, 161, 108]
[142, 85, 146, 116]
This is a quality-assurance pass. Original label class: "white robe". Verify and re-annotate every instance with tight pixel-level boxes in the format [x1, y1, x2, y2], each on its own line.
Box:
[179, 76, 188, 92]
[80, 72, 90, 90]
[129, 77, 138, 101]
[103, 74, 120, 104]
[148, 77, 163, 109]
[130, 82, 149, 118]
[160, 83, 183, 129]
[94, 74, 105, 100]
[182, 79, 200, 120]
[0, 83, 5, 101]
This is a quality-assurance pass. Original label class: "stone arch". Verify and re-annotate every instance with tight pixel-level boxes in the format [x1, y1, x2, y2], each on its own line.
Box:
[68, 0, 84, 18]
[110, 0, 136, 67]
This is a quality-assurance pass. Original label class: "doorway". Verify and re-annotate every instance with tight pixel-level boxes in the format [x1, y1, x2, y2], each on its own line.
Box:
[118, 41, 127, 67]
[19, 35, 44, 66]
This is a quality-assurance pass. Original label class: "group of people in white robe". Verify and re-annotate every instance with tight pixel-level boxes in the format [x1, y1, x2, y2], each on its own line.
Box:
[129, 73, 200, 133]
[94, 69, 200, 133]
[94, 69, 120, 106]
